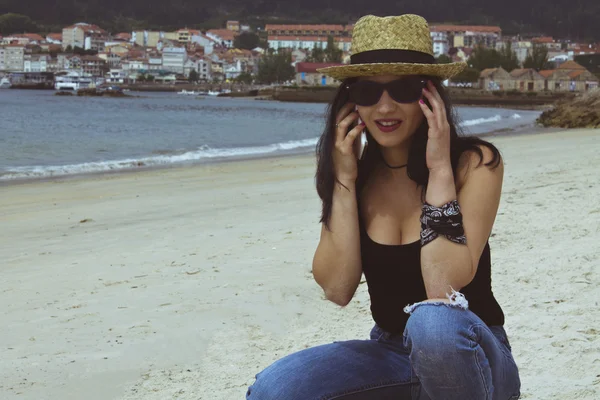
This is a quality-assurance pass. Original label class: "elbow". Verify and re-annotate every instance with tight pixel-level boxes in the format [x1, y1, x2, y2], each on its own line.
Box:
[324, 290, 353, 307]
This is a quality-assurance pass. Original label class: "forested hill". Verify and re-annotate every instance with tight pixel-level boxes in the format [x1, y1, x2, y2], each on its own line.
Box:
[1, 0, 599, 41]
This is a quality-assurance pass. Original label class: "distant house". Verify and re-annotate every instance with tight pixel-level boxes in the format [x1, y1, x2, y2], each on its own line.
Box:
[206, 29, 237, 48]
[508, 68, 545, 91]
[46, 33, 63, 45]
[430, 25, 502, 49]
[226, 21, 240, 32]
[162, 46, 186, 74]
[479, 67, 511, 90]
[537, 61, 598, 92]
[295, 62, 341, 85]
[62, 23, 108, 51]
[265, 24, 352, 52]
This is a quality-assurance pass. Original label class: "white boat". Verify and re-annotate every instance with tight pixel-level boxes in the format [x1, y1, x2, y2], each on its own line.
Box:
[0, 77, 11, 89]
[177, 89, 198, 95]
[55, 73, 94, 91]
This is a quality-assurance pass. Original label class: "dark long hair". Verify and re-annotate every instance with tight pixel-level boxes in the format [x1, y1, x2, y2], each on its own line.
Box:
[315, 76, 501, 229]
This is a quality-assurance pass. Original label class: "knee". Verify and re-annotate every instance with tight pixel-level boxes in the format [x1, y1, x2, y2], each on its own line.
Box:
[404, 303, 471, 363]
[246, 368, 284, 400]
[246, 359, 305, 400]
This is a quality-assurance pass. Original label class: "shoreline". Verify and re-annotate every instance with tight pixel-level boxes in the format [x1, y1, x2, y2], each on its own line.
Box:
[0, 123, 557, 187]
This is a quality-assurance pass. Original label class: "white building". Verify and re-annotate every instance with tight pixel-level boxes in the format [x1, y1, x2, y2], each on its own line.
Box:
[148, 55, 163, 72]
[267, 35, 351, 52]
[224, 59, 243, 80]
[62, 23, 108, 51]
[3, 45, 25, 71]
[162, 46, 186, 74]
[105, 69, 127, 84]
[132, 31, 164, 48]
[46, 33, 63, 45]
[0, 47, 5, 71]
[430, 25, 501, 49]
[24, 55, 49, 72]
[431, 31, 449, 57]
[206, 30, 236, 48]
[191, 33, 216, 55]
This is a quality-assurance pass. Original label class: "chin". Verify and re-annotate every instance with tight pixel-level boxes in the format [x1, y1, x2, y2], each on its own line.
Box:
[369, 128, 413, 148]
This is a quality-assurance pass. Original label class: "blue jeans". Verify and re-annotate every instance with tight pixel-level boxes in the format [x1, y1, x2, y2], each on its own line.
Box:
[246, 303, 521, 399]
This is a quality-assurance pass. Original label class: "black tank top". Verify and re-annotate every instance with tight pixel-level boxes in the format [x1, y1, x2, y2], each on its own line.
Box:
[359, 217, 505, 334]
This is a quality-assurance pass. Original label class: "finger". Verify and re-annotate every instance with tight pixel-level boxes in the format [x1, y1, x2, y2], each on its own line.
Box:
[335, 103, 355, 125]
[334, 104, 356, 143]
[421, 88, 444, 128]
[419, 98, 435, 124]
[426, 81, 448, 124]
[343, 122, 364, 147]
[335, 111, 359, 143]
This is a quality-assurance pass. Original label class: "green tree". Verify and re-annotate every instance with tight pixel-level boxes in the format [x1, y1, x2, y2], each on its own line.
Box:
[574, 54, 600, 74]
[498, 41, 520, 71]
[523, 44, 549, 71]
[235, 71, 253, 84]
[451, 67, 480, 83]
[324, 35, 342, 63]
[188, 69, 199, 82]
[256, 50, 295, 84]
[233, 32, 259, 50]
[0, 13, 37, 35]
[306, 46, 326, 63]
[436, 54, 452, 64]
[468, 45, 502, 71]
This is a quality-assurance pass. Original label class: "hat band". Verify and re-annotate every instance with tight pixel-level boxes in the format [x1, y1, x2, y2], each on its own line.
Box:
[350, 49, 435, 65]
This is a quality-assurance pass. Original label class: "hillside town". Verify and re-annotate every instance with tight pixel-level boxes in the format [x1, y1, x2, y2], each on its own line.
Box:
[0, 19, 598, 92]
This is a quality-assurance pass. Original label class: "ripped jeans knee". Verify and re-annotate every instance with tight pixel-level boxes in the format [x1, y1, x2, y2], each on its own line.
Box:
[403, 288, 469, 314]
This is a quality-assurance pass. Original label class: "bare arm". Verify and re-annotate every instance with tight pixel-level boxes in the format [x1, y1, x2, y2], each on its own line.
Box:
[419, 81, 503, 299]
[421, 149, 503, 299]
[312, 180, 362, 306]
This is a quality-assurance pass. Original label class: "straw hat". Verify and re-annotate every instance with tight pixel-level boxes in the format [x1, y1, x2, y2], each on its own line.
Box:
[317, 14, 466, 80]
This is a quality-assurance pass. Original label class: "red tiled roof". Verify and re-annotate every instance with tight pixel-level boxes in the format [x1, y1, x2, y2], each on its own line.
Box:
[479, 68, 500, 78]
[177, 28, 201, 34]
[207, 29, 237, 41]
[296, 62, 343, 73]
[557, 60, 586, 70]
[430, 25, 501, 33]
[538, 70, 555, 78]
[509, 68, 532, 78]
[47, 33, 62, 41]
[12, 33, 45, 42]
[114, 33, 132, 40]
[532, 36, 554, 44]
[568, 70, 584, 78]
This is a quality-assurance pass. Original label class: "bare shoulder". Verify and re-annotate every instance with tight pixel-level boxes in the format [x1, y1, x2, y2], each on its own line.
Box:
[455, 143, 504, 191]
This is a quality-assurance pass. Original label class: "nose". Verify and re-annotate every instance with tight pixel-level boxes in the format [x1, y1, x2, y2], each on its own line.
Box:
[376, 89, 396, 114]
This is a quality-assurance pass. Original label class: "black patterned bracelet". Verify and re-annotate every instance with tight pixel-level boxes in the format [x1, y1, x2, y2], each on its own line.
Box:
[420, 199, 467, 246]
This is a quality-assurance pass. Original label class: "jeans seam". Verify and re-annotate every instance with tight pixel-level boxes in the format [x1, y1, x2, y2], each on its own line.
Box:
[322, 380, 413, 400]
[469, 324, 492, 400]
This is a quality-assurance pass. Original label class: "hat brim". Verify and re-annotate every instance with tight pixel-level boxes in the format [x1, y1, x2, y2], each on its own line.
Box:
[316, 61, 467, 81]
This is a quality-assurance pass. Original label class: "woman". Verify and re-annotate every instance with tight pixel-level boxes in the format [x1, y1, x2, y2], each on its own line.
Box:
[246, 14, 521, 400]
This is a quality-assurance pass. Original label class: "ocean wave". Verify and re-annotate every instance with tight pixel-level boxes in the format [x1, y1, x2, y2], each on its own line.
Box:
[460, 113, 522, 127]
[460, 115, 502, 127]
[0, 137, 319, 181]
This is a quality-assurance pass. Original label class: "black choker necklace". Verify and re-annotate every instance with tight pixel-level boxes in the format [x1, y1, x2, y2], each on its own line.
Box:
[381, 157, 407, 169]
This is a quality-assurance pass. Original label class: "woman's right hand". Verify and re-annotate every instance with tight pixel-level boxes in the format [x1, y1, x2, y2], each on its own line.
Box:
[333, 103, 365, 184]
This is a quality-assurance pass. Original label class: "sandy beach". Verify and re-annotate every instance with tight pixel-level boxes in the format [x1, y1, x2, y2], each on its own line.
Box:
[2, 128, 599, 400]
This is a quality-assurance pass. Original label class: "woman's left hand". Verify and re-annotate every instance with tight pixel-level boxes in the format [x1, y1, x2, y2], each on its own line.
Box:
[419, 80, 452, 172]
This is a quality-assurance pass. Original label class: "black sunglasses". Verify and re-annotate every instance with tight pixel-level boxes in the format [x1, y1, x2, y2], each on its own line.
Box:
[346, 77, 427, 106]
